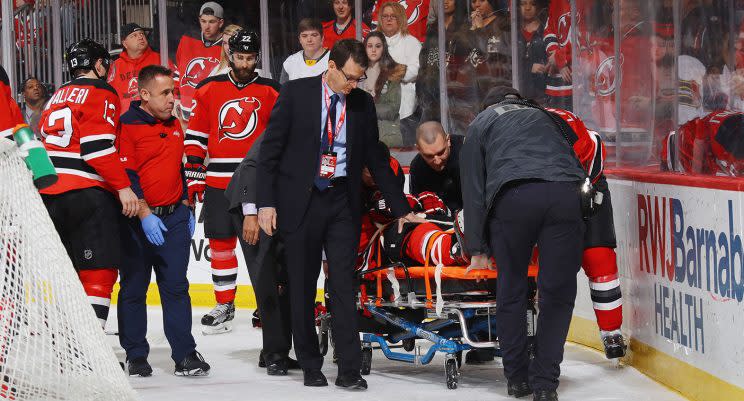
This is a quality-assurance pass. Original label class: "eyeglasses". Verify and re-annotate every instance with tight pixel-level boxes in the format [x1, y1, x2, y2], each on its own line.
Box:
[339, 68, 366, 84]
[381, 14, 398, 21]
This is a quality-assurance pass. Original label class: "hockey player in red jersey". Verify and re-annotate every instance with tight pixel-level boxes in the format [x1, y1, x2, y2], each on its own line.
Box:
[38, 38, 139, 328]
[175, 1, 224, 121]
[370, 0, 431, 43]
[662, 110, 744, 177]
[0, 66, 24, 140]
[184, 30, 281, 334]
[107, 23, 179, 114]
[543, 0, 572, 110]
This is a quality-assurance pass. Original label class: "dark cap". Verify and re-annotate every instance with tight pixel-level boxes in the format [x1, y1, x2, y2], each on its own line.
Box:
[481, 85, 522, 112]
[121, 23, 151, 41]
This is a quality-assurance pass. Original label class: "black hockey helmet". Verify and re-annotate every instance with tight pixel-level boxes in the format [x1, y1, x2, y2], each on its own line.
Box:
[228, 29, 260, 55]
[65, 38, 110, 77]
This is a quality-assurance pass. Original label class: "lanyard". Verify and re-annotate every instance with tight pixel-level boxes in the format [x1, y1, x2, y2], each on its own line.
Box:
[322, 78, 347, 150]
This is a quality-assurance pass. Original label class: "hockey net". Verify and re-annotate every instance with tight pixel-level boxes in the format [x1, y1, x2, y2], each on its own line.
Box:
[0, 139, 138, 401]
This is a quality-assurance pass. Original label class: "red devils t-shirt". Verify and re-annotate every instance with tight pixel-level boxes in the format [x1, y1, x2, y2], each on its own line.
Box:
[184, 73, 280, 189]
[371, 0, 430, 43]
[176, 34, 223, 117]
[322, 19, 371, 49]
[107, 47, 180, 114]
[0, 66, 24, 139]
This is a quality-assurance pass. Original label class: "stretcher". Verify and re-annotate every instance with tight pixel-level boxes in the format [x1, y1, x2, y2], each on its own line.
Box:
[316, 226, 539, 389]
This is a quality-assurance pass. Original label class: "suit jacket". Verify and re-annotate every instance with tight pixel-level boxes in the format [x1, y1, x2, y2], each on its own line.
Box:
[257, 74, 410, 232]
[225, 134, 264, 213]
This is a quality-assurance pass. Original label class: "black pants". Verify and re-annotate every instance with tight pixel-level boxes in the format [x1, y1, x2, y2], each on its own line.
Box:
[231, 212, 292, 364]
[282, 183, 360, 375]
[488, 181, 584, 392]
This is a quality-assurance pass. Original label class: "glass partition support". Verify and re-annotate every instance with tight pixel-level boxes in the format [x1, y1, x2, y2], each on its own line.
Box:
[511, 0, 520, 91]
[260, 0, 270, 78]
[116, 0, 122, 43]
[1, 0, 15, 93]
[672, 0, 680, 132]
[570, 0, 576, 113]
[52, 0, 63, 88]
[158, 0, 169, 67]
[355, 0, 363, 41]
[728, 0, 737, 110]
[612, 0, 621, 167]
[437, 0, 448, 132]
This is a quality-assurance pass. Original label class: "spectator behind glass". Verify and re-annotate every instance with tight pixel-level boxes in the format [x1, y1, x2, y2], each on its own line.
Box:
[377, 2, 422, 146]
[467, 0, 512, 102]
[418, 0, 473, 131]
[517, 0, 547, 103]
[20, 77, 48, 137]
[209, 24, 244, 76]
[280, 18, 330, 84]
[322, 0, 371, 49]
[361, 31, 407, 145]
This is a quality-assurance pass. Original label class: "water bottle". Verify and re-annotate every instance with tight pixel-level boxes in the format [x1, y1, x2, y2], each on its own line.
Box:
[13, 124, 58, 189]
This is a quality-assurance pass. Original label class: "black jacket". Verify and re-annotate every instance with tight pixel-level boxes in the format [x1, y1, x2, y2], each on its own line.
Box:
[257, 75, 410, 232]
[409, 134, 464, 212]
[460, 102, 586, 255]
[225, 134, 264, 214]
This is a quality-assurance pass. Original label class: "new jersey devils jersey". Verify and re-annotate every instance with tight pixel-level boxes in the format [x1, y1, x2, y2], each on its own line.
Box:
[184, 73, 280, 189]
[107, 47, 179, 114]
[39, 78, 130, 195]
[662, 110, 744, 176]
[176, 34, 223, 117]
[322, 19, 371, 49]
[1, 66, 24, 139]
[371, 0, 430, 43]
[547, 107, 606, 182]
[543, 0, 572, 98]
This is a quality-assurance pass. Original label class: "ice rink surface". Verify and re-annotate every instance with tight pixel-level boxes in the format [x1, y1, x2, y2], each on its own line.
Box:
[107, 307, 687, 401]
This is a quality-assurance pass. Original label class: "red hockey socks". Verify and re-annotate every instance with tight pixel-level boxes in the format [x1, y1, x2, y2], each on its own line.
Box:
[209, 237, 238, 304]
[582, 247, 623, 331]
[78, 268, 118, 328]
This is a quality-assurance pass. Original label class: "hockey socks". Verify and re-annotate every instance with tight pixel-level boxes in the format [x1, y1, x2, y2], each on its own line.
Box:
[582, 247, 623, 331]
[78, 268, 117, 328]
[209, 237, 238, 304]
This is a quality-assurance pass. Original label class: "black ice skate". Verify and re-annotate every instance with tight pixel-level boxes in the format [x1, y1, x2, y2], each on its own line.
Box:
[201, 302, 235, 335]
[127, 357, 153, 377]
[600, 329, 627, 359]
[174, 351, 210, 377]
[452, 210, 471, 265]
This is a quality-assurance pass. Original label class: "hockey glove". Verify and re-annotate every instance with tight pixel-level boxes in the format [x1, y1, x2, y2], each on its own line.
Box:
[416, 192, 448, 216]
[185, 162, 207, 204]
[141, 214, 168, 246]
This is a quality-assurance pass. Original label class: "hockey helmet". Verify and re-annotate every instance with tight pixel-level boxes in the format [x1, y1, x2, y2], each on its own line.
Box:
[65, 38, 111, 77]
[228, 30, 260, 55]
[711, 113, 744, 176]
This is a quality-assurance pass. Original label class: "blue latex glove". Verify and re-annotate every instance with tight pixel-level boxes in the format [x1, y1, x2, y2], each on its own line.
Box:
[188, 210, 195, 237]
[141, 214, 168, 246]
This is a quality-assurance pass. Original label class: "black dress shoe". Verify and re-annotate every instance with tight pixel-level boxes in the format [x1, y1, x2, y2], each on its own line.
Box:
[335, 374, 368, 390]
[258, 350, 266, 368]
[266, 359, 288, 376]
[303, 370, 328, 387]
[533, 389, 558, 401]
[507, 381, 533, 398]
[286, 357, 300, 370]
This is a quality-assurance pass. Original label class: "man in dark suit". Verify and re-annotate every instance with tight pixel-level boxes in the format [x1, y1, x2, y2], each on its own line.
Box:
[256, 39, 422, 390]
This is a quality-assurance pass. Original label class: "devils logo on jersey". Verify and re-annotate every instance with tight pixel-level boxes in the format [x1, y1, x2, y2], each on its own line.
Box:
[557, 13, 570, 46]
[126, 77, 139, 100]
[594, 54, 622, 97]
[399, 0, 424, 26]
[218, 97, 261, 142]
[183, 57, 219, 88]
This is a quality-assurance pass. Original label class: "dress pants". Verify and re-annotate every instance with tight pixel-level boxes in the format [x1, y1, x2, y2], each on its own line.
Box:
[231, 212, 293, 364]
[118, 204, 196, 363]
[281, 181, 361, 375]
[488, 180, 584, 391]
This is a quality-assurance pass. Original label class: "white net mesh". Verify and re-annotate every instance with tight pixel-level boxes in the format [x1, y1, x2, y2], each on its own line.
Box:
[0, 139, 138, 401]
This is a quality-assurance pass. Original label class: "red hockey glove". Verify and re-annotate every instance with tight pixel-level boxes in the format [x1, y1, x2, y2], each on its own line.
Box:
[416, 191, 448, 216]
[185, 162, 206, 204]
[406, 193, 422, 213]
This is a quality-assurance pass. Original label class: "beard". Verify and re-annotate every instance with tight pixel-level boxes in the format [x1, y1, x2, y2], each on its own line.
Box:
[230, 63, 256, 83]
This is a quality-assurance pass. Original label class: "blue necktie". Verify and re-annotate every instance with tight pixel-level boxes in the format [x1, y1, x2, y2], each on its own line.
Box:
[314, 94, 340, 191]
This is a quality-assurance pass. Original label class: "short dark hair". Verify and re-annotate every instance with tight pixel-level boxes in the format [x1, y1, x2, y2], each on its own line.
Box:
[329, 39, 368, 70]
[138, 65, 172, 91]
[297, 18, 323, 35]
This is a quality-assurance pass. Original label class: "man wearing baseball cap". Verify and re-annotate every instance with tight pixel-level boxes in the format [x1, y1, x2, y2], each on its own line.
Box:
[175, 1, 225, 121]
[108, 22, 179, 114]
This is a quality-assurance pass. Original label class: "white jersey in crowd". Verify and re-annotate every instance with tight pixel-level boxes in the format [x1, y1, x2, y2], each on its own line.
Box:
[385, 32, 421, 120]
[281, 49, 330, 83]
[677, 54, 706, 125]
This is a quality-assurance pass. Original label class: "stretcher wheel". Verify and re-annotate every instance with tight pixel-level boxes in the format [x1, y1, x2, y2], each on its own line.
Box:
[445, 357, 459, 389]
[455, 351, 462, 369]
[402, 338, 415, 352]
[527, 336, 536, 361]
[361, 346, 372, 375]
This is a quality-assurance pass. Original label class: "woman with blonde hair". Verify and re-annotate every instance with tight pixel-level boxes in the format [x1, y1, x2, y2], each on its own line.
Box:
[377, 1, 422, 146]
[209, 24, 243, 77]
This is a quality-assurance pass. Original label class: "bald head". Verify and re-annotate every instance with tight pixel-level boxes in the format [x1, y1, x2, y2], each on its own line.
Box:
[416, 121, 447, 145]
[416, 121, 451, 172]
